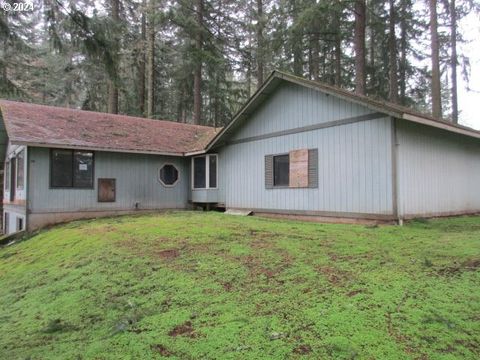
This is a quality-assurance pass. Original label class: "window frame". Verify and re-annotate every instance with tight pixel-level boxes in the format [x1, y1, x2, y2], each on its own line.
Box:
[191, 154, 218, 190]
[4, 160, 10, 192]
[16, 149, 25, 190]
[49, 149, 95, 189]
[273, 153, 290, 188]
[158, 163, 180, 187]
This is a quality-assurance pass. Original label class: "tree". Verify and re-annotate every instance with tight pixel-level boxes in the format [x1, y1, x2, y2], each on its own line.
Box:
[256, 0, 265, 87]
[146, 0, 155, 118]
[354, 0, 366, 95]
[450, 0, 458, 123]
[193, 0, 203, 124]
[107, 0, 120, 114]
[388, 0, 399, 103]
[429, 0, 442, 119]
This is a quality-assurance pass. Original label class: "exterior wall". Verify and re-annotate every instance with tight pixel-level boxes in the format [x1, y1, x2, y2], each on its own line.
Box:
[396, 121, 480, 218]
[231, 82, 374, 141]
[215, 83, 394, 217]
[27, 147, 190, 230]
[3, 143, 28, 235]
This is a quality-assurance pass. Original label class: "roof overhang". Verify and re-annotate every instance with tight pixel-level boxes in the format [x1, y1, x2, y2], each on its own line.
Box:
[10, 140, 186, 157]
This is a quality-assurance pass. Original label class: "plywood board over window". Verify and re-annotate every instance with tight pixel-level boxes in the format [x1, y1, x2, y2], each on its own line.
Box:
[289, 149, 309, 188]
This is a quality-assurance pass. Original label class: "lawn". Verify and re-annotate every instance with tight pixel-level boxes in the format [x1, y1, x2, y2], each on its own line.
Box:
[0, 212, 479, 359]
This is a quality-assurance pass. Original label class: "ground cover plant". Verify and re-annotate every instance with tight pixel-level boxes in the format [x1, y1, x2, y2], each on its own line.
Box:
[0, 211, 479, 359]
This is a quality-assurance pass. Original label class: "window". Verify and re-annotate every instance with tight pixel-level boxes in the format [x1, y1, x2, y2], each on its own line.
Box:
[159, 164, 179, 186]
[16, 217, 24, 232]
[4, 212, 9, 234]
[273, 154, 289, 187]
[16, 150, 25, 190]
[209, 155, 217, 188]
[192, 154, 217, 189]
[51, 149, 94, 188]
[4, 161, 10, 191]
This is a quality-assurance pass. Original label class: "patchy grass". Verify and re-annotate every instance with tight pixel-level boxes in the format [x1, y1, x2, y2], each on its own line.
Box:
[0, 211, 479, 359]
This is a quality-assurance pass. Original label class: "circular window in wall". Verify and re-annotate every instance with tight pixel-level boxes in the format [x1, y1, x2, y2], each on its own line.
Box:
[159, 164, 179, 187]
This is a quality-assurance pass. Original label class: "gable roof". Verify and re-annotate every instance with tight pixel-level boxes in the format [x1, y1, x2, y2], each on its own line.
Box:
[206, 71, 480, 150]
[0, 100, 220, 156]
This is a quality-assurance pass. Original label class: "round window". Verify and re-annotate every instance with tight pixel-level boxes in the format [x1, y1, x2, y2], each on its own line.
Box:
[159, 164, 179, 186]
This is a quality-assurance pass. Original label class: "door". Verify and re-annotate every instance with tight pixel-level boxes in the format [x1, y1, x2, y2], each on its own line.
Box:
[98, 178, 116, 202]
[10, 158, 16, 202]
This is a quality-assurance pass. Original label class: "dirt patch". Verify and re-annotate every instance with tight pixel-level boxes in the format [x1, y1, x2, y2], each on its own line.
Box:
[293, 344, 312, 355]
[346, 289, 364, 297]
[437, 259, 480, 276]
[316, 266, 352, 286]
[150, 344, 172, 356]
[156, 249, 180, 259]
[168, 321, 197, 338]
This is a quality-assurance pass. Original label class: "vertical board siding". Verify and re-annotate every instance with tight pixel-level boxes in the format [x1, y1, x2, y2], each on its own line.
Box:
[231, 82, 374, 141]
[28, 148, 189, 213]
[397, 121, 480, 217]
[218, 117, 393, 215]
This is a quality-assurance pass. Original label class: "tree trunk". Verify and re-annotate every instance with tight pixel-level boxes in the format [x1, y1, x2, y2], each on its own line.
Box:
[256, 0, 264, 87]
[399, 0, 408, 105]
[450, 0, 458, 123]
[388, 0, 399, 103]
[334, 10, 342, 87]
[107, 0, 120, 114]
[354, 0, 366, 95]
[138, 0, 146, 116]
[309, 28, 320, 81]
[292, 0, 303, 76]
[146, 0, 155, 119]
[429, 0, 442, 119]
[193, 0, 203, 124]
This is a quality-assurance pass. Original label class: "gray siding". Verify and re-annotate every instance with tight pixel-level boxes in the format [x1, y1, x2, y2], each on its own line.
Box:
[231, 82, 373, 141]
[397, 121, 480, 217]
[218, 117, 394, 216]
[28, 147, 189, 213]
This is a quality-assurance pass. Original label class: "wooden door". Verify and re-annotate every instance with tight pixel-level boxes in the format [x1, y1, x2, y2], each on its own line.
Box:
[98, 178, 116, 202]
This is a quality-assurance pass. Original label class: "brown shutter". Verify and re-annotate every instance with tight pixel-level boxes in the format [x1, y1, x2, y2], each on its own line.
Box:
[289, 149, 309, 188]
[265, 155, 274, 189]
[308, 148, 318, 188]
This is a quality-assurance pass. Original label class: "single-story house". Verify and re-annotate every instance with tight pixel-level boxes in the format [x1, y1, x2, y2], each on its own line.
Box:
[1, 71, 480, 234]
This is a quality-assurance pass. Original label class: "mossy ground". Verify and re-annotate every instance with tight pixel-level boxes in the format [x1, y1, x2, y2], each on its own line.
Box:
[0, 211, 479, 359]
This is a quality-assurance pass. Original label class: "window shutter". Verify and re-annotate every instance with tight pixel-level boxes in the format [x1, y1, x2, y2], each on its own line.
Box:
[308, 148, 318, 188]
[265, 155, 274, 189]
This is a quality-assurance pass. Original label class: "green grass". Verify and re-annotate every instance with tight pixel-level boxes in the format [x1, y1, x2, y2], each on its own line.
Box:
[0, 212, 479, 359]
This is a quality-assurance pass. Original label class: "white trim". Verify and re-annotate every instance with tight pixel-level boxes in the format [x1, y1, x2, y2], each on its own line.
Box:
[158, 163, 180, 187]
[191, 154, 218, 190]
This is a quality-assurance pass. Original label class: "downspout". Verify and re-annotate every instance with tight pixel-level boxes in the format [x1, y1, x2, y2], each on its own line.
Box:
[391, 117, 401, 225]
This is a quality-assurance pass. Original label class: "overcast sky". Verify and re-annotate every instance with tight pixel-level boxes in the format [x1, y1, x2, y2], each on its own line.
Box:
[457, 12, 480, 130]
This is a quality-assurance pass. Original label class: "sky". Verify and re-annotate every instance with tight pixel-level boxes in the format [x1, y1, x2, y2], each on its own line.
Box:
[457, 12, 480, 130]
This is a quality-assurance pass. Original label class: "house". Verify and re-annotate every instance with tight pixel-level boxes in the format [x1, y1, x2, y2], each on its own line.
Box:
[1, 71, 480, 234]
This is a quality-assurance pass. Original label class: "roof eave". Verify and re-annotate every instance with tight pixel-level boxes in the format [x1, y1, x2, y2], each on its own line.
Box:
[10, 140, 186, 157]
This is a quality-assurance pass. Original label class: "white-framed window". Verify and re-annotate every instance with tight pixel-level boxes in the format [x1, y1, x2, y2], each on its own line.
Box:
[192, 154, 217, 189]
[159, 164, 180, 187]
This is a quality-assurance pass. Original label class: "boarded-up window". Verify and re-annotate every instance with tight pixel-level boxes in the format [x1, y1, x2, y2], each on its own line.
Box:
[16, 150, 25, 190]
[289, 149, 308, 188]
[98, 178, 116, 202]
[265, 148, 318, 189]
